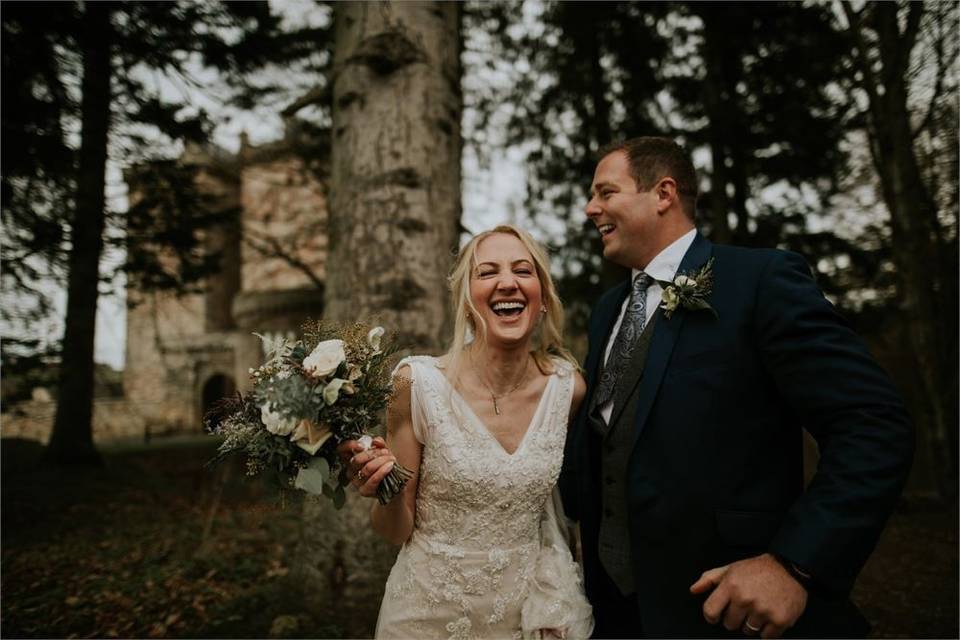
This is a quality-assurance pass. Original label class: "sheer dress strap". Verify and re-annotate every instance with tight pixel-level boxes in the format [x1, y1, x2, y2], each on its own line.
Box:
[391, 355, 435, 445]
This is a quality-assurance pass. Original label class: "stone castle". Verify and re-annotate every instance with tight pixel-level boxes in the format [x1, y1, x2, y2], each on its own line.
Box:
[2, 121, 330, 443]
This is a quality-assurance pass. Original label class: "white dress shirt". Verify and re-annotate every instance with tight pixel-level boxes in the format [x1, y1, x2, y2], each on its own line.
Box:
[599, 228, 697, 424]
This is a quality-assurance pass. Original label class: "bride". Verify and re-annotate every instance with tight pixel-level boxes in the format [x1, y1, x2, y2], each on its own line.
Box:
[344, 225, 594, 639]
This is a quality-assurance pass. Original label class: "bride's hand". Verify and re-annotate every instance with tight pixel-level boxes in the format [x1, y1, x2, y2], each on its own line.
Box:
[346, 437, 398, 499]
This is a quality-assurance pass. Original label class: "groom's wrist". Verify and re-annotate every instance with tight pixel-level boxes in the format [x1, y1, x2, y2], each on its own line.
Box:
[770, 553, 814, 591]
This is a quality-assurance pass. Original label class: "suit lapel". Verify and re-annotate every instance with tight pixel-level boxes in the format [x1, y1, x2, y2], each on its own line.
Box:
[629, 233, 714, 449]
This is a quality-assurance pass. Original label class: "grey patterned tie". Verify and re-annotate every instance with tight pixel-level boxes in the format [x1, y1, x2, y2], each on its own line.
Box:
[595, 272, 654, 407]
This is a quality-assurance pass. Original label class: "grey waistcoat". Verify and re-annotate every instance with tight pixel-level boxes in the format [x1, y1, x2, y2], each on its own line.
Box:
[589, 312, 658, 595]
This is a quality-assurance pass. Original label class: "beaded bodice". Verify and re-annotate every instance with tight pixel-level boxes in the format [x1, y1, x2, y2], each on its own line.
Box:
[400, 356, 574, 551]
[376, 355, 591, 640]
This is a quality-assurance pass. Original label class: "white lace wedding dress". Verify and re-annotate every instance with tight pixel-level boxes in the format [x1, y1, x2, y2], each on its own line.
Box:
[376, 356, 593, 640]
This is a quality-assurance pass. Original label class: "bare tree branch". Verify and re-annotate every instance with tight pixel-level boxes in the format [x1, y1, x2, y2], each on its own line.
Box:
[912, 5, 951, 139]
[899, 1, 925, 74]
[242, 227, 324, 289]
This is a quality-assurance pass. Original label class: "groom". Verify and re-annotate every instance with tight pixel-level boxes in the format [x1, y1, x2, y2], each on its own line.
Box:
[561, 137, 913, 638]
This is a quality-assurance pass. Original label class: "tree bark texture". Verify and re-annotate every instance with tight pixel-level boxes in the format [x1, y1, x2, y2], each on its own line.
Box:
[323, 1, 460, 346]
[45, 2, 114, 465]
[847, 2, 957, 498]
[296, 2, 461, 634]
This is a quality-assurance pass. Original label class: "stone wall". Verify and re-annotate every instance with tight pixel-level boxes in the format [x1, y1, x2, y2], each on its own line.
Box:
[124, 289, 216, 432]
[1, 395, 147, 444]
[231, 147, 329, 390]
[0, 134, 333, 446]
[239, 154, 328, 292]
[122, 150, 244, 434]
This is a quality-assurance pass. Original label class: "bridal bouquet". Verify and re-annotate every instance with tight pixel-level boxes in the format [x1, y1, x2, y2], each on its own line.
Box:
[204, 320, 413, 507]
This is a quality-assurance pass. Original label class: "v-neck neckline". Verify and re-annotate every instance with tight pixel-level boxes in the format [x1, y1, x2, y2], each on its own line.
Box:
[434, 361, 556, 457]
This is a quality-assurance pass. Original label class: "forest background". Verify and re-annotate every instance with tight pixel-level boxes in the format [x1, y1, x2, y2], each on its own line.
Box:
[1, 1, 957, 638]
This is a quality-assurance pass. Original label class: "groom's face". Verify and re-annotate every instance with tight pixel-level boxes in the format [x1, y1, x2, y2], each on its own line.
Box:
[586, 150, 661, 270]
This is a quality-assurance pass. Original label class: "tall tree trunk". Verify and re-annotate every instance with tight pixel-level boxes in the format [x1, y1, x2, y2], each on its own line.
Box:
[698, 4, 735, 244]
[296, 2, 461, 634]
[729, 144, 752, 244]
[845, 2, 956, 499]
[45, 2, 113, 466]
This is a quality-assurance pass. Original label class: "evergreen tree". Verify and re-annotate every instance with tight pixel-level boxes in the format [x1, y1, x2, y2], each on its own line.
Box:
[466, 2, 862, 334]
[0, 1, 332, 464]
[839, 0, 959, 498]
[46, 0, 115, 464]
[1, 2, 77, 337]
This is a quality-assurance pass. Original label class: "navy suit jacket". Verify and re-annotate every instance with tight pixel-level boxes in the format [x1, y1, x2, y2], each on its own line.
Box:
[560, 233, 913, 638]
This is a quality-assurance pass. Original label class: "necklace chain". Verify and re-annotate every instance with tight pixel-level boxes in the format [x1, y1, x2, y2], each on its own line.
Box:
[472, 352, 530, 416]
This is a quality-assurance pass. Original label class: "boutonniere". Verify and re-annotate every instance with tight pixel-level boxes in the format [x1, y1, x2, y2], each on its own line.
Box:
[657, 257, 718, 320]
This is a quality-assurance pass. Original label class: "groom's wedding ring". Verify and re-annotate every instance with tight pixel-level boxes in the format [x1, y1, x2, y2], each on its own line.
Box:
[744, 621, 761, 633]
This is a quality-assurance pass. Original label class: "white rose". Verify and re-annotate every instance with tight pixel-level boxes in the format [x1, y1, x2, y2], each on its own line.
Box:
[303, 339, 346, 378]
[260, 404, 297, 436]
[322, 377, 354, 405]
[367, 326, 385, 352]
[290, 418, 334, 455]
[675, 275, 696, 288]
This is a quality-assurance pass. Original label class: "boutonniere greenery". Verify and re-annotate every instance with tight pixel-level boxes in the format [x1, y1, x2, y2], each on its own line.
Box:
[657, 257, 718, 320]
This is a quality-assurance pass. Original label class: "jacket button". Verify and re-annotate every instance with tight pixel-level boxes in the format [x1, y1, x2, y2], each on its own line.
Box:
[604, 508, 614, 518]
[605, 476, 615, 486]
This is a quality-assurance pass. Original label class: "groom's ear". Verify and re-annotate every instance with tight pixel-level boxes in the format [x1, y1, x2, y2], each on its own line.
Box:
[654, 177, 679, 213]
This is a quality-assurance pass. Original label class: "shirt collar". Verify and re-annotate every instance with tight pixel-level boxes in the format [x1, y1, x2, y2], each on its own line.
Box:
[632, 228, 697, 284]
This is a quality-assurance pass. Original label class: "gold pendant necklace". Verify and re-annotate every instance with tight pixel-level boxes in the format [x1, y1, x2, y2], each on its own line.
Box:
[473, 353, 530, 416]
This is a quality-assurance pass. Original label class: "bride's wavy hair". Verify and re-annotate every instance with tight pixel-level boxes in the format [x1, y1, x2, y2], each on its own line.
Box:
[444, 225, 578, 383]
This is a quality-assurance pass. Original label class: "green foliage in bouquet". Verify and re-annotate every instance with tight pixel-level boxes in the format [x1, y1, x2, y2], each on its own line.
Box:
[204, 320, 412, 507]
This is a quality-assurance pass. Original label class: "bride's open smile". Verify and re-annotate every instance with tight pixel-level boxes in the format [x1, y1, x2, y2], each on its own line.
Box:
[470, 233, 544, 345]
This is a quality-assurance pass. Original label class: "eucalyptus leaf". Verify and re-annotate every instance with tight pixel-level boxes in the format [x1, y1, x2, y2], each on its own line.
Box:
[294, 457, 331, 495]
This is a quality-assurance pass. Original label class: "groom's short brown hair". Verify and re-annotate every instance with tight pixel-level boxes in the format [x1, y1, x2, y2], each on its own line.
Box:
[597, 137, 698, 220]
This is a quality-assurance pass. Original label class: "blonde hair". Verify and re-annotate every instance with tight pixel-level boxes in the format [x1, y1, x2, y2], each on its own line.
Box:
[444, 225, 578, 384]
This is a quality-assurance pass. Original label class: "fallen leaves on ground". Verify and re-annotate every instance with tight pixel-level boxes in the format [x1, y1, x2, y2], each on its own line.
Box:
[1, 439, 311, 639]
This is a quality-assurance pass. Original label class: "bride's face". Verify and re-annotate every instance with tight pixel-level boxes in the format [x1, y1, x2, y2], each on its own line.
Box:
[469, 233, 544, 349]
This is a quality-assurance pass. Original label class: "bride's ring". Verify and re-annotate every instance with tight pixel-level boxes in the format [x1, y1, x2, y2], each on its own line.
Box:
[357, 469, 366, 483]
[744, 621, 761, 633]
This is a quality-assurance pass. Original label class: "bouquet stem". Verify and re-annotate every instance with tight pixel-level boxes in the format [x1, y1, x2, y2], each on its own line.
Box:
[377, 462, 414, 505]
[356, 433, 414, 505]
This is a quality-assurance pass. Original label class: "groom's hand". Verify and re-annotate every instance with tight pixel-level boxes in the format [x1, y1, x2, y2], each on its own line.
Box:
[689, 553, 807, 638]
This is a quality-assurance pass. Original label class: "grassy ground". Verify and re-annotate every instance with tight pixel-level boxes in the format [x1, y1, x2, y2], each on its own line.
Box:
[1, 437, 957, 638]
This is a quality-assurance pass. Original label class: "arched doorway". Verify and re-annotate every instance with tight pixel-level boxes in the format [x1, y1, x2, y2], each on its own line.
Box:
[201, 373, 236, 431]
